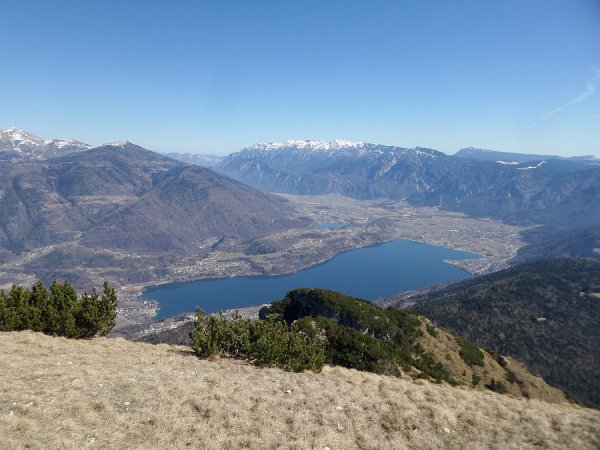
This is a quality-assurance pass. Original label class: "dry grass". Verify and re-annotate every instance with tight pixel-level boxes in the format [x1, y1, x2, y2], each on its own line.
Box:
[416, 321, 567, 403]
[1, 331, 599, 449]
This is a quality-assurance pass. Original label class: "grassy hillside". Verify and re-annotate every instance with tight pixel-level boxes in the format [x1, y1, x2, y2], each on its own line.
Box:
[385, 258, 600, 408]
[1, 331, 599, 449]
[143, 288, 566, 402]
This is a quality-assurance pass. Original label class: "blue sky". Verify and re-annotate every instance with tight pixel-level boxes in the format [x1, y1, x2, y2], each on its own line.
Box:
[1, 0, 599, 156]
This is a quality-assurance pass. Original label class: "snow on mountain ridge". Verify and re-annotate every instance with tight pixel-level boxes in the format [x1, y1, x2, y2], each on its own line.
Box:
[240, 140, 444, 157]
[245, 139, 366, 152]
[100, 140, 131, 148]
[0, 127, 91, 159]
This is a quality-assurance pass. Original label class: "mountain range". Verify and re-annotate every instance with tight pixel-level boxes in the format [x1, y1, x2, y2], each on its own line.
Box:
[217, 140, 600, 229]
[455, 147, 599, 164]
[0, 142, 307, 254]
[0, 128, 226, 168]
[5, 129, 600, 263]
[0, 132, 312, 287]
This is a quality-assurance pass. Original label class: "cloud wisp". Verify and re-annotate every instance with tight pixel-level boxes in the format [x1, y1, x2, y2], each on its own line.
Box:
[542, 69, 600, 117]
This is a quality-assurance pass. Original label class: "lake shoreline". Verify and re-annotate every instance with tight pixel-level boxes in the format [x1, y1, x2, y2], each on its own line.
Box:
[142, 238, 480, 321]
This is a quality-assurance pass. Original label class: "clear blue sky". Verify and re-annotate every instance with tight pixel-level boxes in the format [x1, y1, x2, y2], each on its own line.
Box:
[1, 0, 599, 156]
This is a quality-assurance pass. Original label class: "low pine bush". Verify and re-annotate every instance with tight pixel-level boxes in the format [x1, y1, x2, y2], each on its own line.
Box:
[456, 336, 485, 367]
[0, 280, 117, 338]
[191, 309, 325, 372]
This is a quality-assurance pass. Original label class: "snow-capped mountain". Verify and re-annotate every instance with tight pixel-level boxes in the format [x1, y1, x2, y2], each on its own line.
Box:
[224, 140, 444, 175]
[217, 139, 600, 229]
[0, 128, 91, 160]
[239, 140, 443, 157]
[245, 139, 366, 152]
[217, 140, 451, 198]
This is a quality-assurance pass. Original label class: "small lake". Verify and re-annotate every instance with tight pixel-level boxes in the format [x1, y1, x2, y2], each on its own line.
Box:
[143, 239, 480, 320]
[318, 222, 355, 229]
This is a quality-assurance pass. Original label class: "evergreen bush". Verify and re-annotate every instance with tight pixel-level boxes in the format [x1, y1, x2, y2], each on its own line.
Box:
[191, 308, 325, 372]
[0, 280, 117, 338]
[456, 336, 485, 367]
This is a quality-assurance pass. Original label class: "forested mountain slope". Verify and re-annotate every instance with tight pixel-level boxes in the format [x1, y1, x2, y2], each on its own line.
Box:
[385, 259, 600, 408]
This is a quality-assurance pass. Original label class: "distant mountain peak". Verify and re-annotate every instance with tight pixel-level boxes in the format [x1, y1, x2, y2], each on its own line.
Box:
[454, 147, 598, 163]
[245, 139, 366, 152]
[162, 152, 224, 168]
[1, 127, 41, 141]
[0, 127, 91, 160]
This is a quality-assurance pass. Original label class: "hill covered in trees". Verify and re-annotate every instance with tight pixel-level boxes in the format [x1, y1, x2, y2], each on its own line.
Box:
[385, 258, 600, 408]
[513, 226, 600, 263]
[151, 288, 567, 402]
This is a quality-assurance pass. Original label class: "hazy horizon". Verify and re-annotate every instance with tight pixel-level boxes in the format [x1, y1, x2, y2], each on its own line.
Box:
[2, 126, 599, 159]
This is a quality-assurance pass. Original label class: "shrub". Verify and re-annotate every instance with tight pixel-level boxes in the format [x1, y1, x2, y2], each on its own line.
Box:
[488, 350, 508, 367]
[0, 280, 117, 338]
[191, 309, 325, 372]
[486, 379, 508, 394]
[505, 369, 517, 384]
[426, 324, 439, 337]
[262, 289, 462, 382]
[456, 337, 485, 367]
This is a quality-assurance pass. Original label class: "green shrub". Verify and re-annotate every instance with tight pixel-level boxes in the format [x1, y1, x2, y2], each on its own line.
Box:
[486, 379, 508, 394]
[191, 309, 325, 372]
[201, 288, 492, 385]
[472, 374, 481, 386]
[505, 369, 517, 384]
[0, 280, 117, 338]
[488, 350, 508, 367]
[426, 324, 438, 337]
[262, 289, 462, 382]
[456, 337, 485, 367]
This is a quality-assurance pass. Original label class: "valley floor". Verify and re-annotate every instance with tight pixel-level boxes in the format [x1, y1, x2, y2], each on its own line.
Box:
[1, 331, 598, 449]
[0, 194, 532, 338]
[115, 195, 530, 337]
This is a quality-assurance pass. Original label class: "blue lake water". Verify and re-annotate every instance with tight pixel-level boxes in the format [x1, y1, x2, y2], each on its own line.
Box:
[143, 239, 479, 320]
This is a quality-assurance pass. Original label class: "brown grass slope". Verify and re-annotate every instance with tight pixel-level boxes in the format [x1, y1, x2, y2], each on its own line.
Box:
[414, 320, 567, 403]
[1, 331, 599, 449]
[140, 313, 568, 404]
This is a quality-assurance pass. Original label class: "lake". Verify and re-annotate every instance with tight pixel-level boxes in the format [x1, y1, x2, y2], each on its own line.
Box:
[318, 222, 355, 229]
[143, 239, 479, 320]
